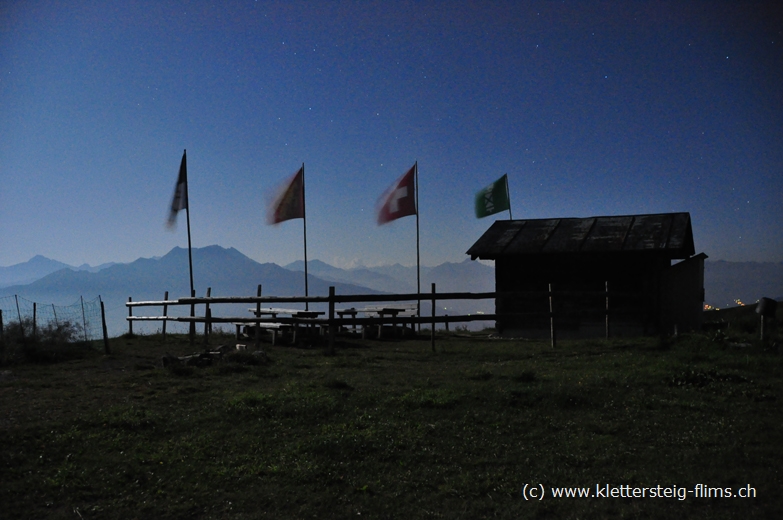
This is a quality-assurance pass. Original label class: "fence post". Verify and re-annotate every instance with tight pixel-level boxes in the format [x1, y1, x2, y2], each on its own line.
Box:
[32, 302, 37, 340]
[549, 283, 556, 349]
[204, 308, 212, 346]
[128, 297, 133, 336]
[431, 283, 436, 352]
[15, 295, 24, 339]
[52, 304, 59, 328]
[605, 281, 610, 340]
[255, 285, 262, 350]
[205, 287, 212, 339]
[0, 309, 4, 342]
[328, 286, 335, 354]
[162, 291, 169, 339]
[100, 299, 110, 354]
[80, 296, 88, 342]
[189, 290, 195, 346]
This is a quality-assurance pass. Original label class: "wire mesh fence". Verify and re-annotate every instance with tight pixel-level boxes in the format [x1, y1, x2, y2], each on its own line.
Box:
[0, 294, 104, 344]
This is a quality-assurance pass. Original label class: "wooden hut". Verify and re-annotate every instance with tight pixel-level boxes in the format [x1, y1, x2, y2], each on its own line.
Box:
[466, 212, 707, 338]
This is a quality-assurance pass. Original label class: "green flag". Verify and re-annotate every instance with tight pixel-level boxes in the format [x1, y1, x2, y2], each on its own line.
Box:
[475, 174, 510, 218]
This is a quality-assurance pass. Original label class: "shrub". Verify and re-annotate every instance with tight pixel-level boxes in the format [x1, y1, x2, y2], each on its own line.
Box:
[1, 319, 90, 364]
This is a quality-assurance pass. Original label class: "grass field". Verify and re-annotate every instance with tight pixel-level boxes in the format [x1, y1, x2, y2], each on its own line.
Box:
[1, 324, 781, 519]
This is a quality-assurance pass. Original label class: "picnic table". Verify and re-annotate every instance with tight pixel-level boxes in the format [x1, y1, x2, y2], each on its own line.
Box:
[358, 305, 417, 338]
[240, 308, 326, 345]
[236, 305, 418, 342]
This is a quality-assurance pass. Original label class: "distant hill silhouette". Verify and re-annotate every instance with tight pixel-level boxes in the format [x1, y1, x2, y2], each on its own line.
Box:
[704, 260, 783, 308]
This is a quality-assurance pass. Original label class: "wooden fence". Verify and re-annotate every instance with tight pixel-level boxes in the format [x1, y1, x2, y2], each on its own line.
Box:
[127, 283, 496, 352]
[126, 282, 638, 350]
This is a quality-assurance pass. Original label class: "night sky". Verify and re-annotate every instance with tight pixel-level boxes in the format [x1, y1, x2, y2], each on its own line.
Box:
[1, 1, 781, 269]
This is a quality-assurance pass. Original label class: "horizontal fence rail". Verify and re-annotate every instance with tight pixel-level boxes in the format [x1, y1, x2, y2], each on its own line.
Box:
[125, 314, 497, 325]
[126, 292, 497, 306]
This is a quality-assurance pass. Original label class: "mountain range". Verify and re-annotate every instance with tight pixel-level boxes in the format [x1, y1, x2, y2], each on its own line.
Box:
[1, 247, 780, 337]
[284, 258, 496, 294]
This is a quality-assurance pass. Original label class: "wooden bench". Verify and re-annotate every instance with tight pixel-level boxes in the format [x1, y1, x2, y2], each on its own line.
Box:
[235, 322, 293, 345]
[336, 308, 360, 333]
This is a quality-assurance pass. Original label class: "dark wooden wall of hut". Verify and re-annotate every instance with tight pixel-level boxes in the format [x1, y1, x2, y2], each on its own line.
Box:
[495, 252, 672, 337]
[660, 253, 707, 334]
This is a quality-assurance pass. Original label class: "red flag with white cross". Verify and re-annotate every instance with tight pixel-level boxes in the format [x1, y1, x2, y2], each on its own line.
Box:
[377, 165, 417, 225]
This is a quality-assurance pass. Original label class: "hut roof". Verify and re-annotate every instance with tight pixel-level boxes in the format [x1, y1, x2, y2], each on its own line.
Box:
[467, 212, 695, 260]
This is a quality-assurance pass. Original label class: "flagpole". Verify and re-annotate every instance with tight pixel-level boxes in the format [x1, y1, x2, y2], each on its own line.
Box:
[302, 163, 309, 310]
[415, 161, 421, 332]
[185, 201, 194, 296]
[182, 150, 195, 295]
[505, 173, 513, 220]
[183, 149, 195, 341]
